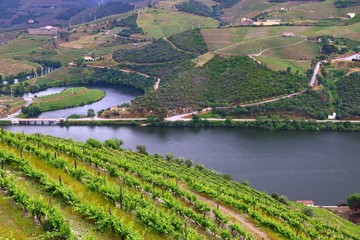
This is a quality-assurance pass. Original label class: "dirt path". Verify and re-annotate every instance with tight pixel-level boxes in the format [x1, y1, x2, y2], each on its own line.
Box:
[215, 35, 279, 53]
[251, 37, 307, 57]
[163, 37, 194, 54]
[154, 78, 161, 90]
[179, 184, 271, 240]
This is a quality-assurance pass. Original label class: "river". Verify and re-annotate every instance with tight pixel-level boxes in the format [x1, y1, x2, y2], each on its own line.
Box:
[6, 86, 359, 205]
[22, 85, 142, 118]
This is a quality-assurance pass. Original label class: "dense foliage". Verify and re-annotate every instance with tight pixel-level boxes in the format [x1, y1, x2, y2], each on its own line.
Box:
[347, 193, 360, 211]
[176, 0, 213, 17]
[168, 29, 209, 54]
[113, 39, 196, 63]
[335, 0, 359, 8]
[213, 0, 241, 8]
[132, 56, 308, 114]
[336, 73, 360, 118]
[95, 1, 134, 19]
[211, 89, 331, 119]
[115, 14, 144, 37]
[118, 60, 190, 78]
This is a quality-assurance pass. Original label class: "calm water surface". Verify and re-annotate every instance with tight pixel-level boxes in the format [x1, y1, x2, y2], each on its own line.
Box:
[4, 125, 360, 205]
[22, 85, 142, 118]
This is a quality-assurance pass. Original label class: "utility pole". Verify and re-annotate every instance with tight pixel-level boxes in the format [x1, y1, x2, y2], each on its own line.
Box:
[10, 87, 13, 98]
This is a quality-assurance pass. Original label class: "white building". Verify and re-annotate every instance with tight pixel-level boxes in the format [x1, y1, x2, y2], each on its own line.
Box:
[84, 56, 95, 61]
[328, 112, 336, 120]
[347, 13, 356, 19]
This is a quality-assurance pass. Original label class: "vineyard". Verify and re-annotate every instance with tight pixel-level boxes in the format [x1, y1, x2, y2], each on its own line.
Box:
[0, 130, 359, 239]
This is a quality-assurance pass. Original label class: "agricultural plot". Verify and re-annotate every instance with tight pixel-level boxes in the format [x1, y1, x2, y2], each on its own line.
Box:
[0, 36, 46, 76]
[221, 0, 314, 24]
[254, 41, 320, 74]
[0, 97, 26, 118]
[137, 8, 218, 38]
[31, 87, 105, 112]
[0, 130, 359, 239]
[202, 23, 359, 72]
[267, 0, 360, 22]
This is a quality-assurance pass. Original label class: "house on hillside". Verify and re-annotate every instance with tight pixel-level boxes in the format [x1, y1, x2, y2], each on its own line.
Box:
[28, 19, 35, 24]
[347, 13, 356, 19]
[241, 18, 252, 22]
[296, 200, 315, 207]
[84, 56, 95, 61]
[328, 112, 336, 120]
[282, 32, 295, 37]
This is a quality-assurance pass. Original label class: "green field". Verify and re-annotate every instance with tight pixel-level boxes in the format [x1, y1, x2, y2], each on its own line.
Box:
[0, 130, 359, 239]
[32, 87, 105, 112]
[267, 0, 360, 22]
[202, 23, 359, 72]
[0, 193, 45, 239]
[138, 8, 219, 38]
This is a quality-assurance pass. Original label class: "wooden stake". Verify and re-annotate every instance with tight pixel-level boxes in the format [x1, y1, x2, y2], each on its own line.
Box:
[119, 186, 123, 210]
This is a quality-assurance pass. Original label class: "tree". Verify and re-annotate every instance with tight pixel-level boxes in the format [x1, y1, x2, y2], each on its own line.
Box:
[165, 154, 173, 161]
[146, 114, 159, 124]
[302, 207, 314, 217]
[86, 138, 102, 148]
[87, 108, 95, 117]
[191, 114, 201, 124]
[347, 193, 360, 212]
[185, 159, 193, 168]
[104, 138, 123, 149]
[136, 145, 147, 155]
[195, 164, 205, 171]
[21, 106, 41, 117]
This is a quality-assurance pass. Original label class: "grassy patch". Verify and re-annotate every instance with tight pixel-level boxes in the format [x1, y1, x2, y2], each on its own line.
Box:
[31, 87, 105, 112]
[267, 0, 360, 22]
[138, 8, 218, 38]
[0, 193, 44, 239]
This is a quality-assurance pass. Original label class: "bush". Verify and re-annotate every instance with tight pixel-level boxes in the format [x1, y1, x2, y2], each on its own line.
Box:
[86, 138, 102, 148]
[136, 145, 148, 155]
[347, 193, 360, 212]
[104, 139, 123, 149]
[302, 207, 315, 217]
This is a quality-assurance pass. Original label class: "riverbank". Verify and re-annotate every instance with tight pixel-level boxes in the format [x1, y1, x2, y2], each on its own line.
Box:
[3, 117, 360, 131]
[57, 118, 360, 131]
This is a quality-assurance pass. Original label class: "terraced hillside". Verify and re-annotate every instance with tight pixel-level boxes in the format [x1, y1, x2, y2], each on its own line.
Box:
[0, 130, 359, 239]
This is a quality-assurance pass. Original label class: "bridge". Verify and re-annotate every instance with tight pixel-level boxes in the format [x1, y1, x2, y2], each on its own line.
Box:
[12, 118, 64, 125]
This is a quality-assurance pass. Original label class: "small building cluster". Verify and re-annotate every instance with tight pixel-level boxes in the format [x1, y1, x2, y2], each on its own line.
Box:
[296, 200, 315, 207]
[28, 25, 60, 35]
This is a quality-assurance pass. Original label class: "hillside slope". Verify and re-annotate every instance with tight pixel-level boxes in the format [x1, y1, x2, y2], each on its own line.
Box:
[131, 56, 308, 116]
[0, 130, 359, 239]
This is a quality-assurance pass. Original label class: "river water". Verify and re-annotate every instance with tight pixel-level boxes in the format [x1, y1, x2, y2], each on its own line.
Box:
[22, 85, 142, 118]
[6, 86, 360, 205]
